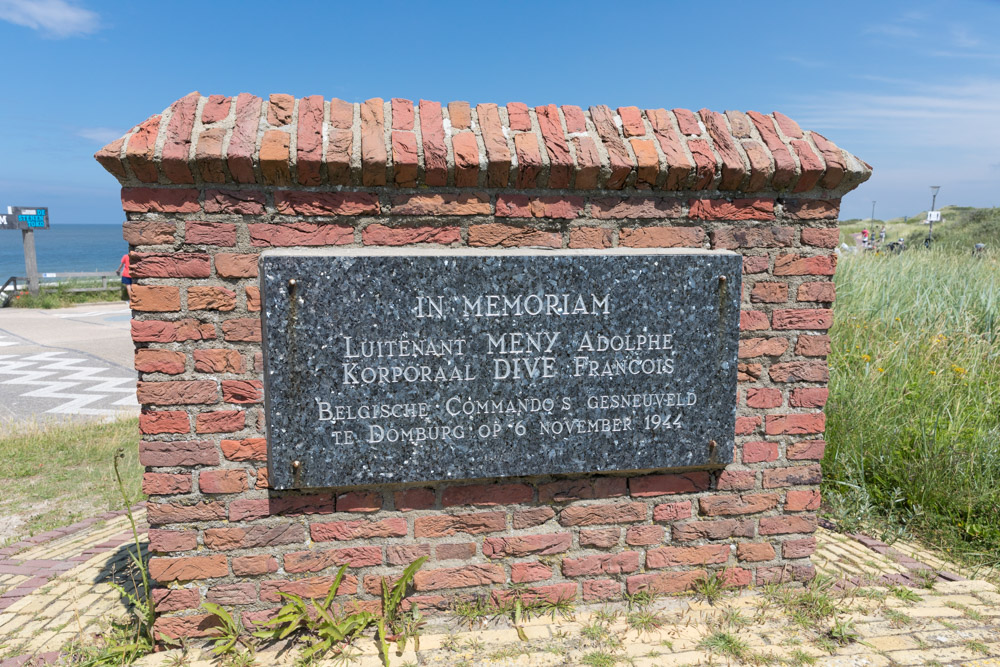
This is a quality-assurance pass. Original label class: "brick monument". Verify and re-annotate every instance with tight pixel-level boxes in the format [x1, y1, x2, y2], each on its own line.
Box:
[95, 92, 870, 637]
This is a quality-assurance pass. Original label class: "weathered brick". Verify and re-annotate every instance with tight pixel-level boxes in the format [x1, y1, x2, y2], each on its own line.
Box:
[311, 518, 407, 542]
[187, 286, 237, 311]
[274, 191, 380, 216]
[132, 253, 211, 279]
[700, 493, 779, 516]
[246, 286, 260, 311]
[774, 254, 837, 276]
[765, 413, 825, 435]
[142, 472, 191, 495]
[222, 380, 263, 403]
[513, 507, 556, 529]
[139, 440, 218, 466]
[451, 132, 480, 187]
[442, 483, 532, 507]
[783, 537, 817, 559]
[772, 308, 833, 330]
[562, 551, 640, 576]
[135, 349, 186, 375]
[137, 381, 217, 406]
[737, 542, 775, 562]
[259, 130, 291, 185]
[511, 561, 552, 584]
[199, 469, 248, 494]
[249, 222, 353, 247]
[746, 387, 782, 409]
[740, 310, 770, 331]
[185, 222, 236, 246]
[742, 441, 778, 464]
[652, 501, 693, 523]
[738, 337, 789, 358]
[140, 410, 189, 434]
[787, 440, 826, 460]
[743, 255, 770, 273]
[712, 226, 795, 248]
[193, 349, 244, 374]
[195, 410, 245, 434]
[476, 103, 510, 187]
[394, 488, 435, 511]
[496, 195, 583, 219]
[762, 465, 822, 489]
[619, 226, 704, 248]
[538, 477, 627, 503]
[646, 545, 729, 568]
[483, 533, 572, 558]
[124, 116, 161, 183]
[717, 470, 756, 491]
[149, 555, 228, 583]
[791, 139, 824, 193]
[232, 555, 278, 576]
[691, 198, 775, 221]
[146, 501, 226, 525]
[759, 514, 817, 535]
[785, 489, 822, 511]
[214, 254, 258, 278]
[284, 546, 382, 573]
[626, 570, 705, 595]
[582, 579, 621, 601]
[221, 318, 261, 343]
[413, 564, 505, 591]
[591, 197, 683, 219]
[207, 583, 257, 606]
[123, 221, 176, 246]
[390, 192, 490, 216]
[590, 105, 632, 189]
[535, 104, 572, 187]
[558, 502, 646, 526]
[336, 491, 383, 512]
[672, 519, 754, 542]
[796, 334, 831, 357]
[750, 282, 787, 303]
[789, 387, 829, 408]
[204, 189, 266, 215]
[414, 512, 506, 537]
[260, 575, 356, 602]
[625, 525, 664, 546]
[228, 495, 334, 522]
[296, 95, 324, 186]
[579, 528, 621, 548]
[629, 472, 710, 497]
[362, 224, 460, 246]
[132, 319, 215, 343]
[797, 282, 836, 302]
[153, 614, 222, 640]
[513, 132, 544, 188]
[568, 227, 613, 248]
[468, 224, 560, 248]
[736, 416, 762, 434]
[386, 545, 431, 566]
[153, 588, 201, 612]
[769, 361, 829, 383]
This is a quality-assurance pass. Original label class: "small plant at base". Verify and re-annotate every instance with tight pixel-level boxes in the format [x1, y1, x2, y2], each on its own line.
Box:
[945, 600, 984, 621]
[883, 608, 912, 627]
[626, 607, 666, 635]
[964, 639, 990, 654]
[888, 584, 922, 603]
[201, 602, 254, 659]
[580, 650, 620, 667]
[788, 648, 818, 666]
[692, 571, 729, 605]
[826, 617, 860, 646]
[377, 556, 427, 663]
[698, 631, 753, 661]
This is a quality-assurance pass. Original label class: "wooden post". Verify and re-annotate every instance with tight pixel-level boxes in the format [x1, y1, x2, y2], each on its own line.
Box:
[21, 228, 39, 296]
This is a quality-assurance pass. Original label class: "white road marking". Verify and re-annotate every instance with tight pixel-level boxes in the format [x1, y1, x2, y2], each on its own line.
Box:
[52, 308, 131, 319]
[0, 350, 138, 417]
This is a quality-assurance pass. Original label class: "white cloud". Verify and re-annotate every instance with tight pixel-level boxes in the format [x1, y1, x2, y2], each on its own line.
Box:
[0, 0, 98, 38]
[77, 127, 124, 144]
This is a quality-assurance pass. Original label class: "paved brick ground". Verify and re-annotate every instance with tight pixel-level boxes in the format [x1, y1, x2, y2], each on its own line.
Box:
[1, 510, 998, 666]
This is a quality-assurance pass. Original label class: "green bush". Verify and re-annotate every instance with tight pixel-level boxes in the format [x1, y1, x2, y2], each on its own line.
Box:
[824, 248, 1000, 568]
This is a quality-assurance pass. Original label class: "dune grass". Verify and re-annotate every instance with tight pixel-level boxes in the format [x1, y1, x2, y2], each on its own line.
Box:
[0, 417, 142, 547]
[823, 247, 1000, 571]
[6, 278, 124, 308]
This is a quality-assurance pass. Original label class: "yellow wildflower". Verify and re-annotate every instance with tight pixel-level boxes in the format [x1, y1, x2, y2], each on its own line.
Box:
[861, 354, 871, 362]
[951, 365, 967, 375]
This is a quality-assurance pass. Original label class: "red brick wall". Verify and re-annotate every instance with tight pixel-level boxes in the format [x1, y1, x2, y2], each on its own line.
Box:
[96, 93, 870, 638]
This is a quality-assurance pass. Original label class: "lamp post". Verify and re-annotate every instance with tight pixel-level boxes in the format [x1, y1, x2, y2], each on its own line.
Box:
[928, 186, 940, 245]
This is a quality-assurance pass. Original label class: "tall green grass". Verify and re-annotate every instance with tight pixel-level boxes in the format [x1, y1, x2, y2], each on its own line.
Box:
[824, 249, 1000, 569]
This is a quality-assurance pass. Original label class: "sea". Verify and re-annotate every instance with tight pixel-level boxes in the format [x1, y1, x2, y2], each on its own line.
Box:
[0, 224, 127, 282]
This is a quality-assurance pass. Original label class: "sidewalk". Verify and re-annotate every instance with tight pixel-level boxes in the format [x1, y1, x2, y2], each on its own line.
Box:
[1, 510, 998, 666]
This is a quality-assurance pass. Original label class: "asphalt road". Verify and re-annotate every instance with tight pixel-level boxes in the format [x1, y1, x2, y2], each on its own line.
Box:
[0, 302, 138, 431]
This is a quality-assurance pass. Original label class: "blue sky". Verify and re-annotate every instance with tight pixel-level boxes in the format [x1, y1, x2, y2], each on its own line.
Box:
[0, 0, 998, 225]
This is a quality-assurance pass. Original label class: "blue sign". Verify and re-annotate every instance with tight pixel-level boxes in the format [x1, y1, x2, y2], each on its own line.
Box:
[1, 206, 50, 230]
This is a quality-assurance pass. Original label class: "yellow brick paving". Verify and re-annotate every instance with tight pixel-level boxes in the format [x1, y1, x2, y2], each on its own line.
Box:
[1, 520, 999, 666]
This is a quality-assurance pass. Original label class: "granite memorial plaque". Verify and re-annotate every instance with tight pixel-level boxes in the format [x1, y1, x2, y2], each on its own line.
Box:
[261, 248, 741, 489]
